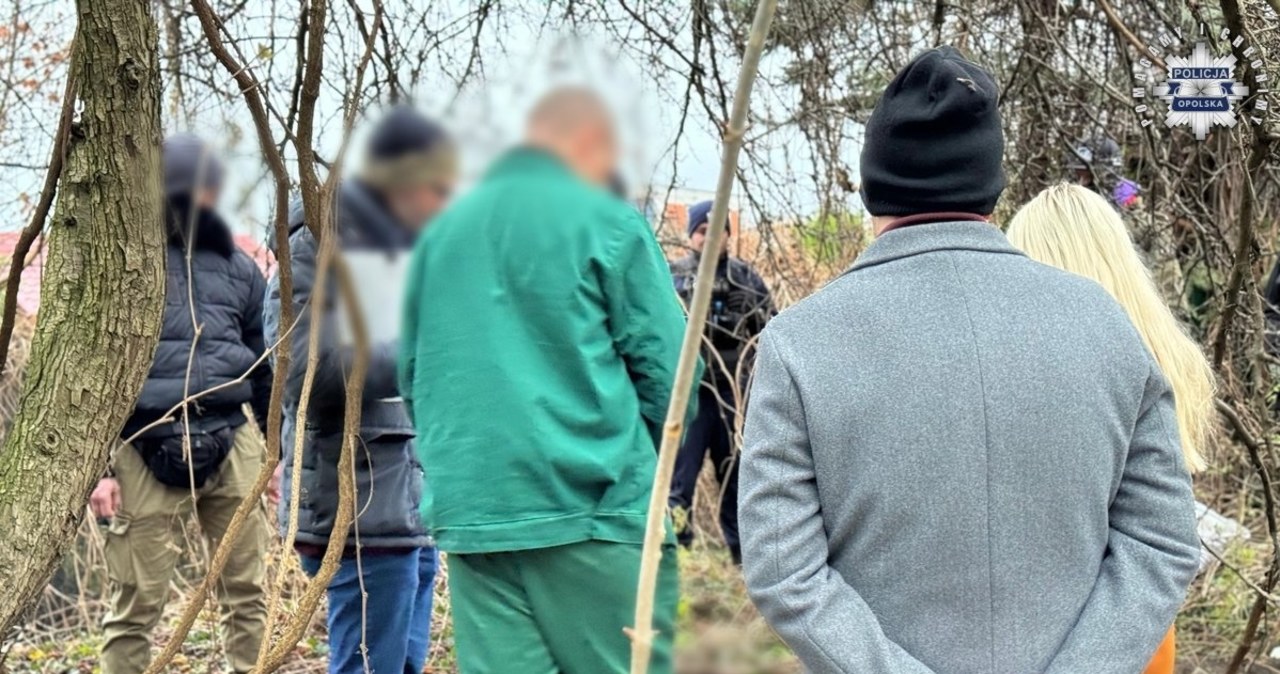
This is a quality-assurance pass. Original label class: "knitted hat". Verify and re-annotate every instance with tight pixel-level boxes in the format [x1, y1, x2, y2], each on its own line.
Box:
[163, 133, 224, 198]
[859, 46, 1005, 216]
[687, 200, 731, 238]
[360, 106, 458, 190]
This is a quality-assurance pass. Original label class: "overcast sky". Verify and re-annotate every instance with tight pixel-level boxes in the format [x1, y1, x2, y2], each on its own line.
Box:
[0, 2, 859, 238]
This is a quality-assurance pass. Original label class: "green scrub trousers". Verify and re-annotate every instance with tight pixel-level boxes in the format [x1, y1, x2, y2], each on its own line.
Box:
[448, 540, 679, 674]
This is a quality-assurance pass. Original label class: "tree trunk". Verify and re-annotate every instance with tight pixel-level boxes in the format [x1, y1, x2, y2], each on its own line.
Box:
[0, 0, 164, 637]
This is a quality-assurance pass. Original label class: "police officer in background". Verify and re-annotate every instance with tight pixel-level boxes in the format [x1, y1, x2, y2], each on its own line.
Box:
[1066, 135, 1128, 202]
[1067, 135, 1202, 324]
[669, 200, 774, 564]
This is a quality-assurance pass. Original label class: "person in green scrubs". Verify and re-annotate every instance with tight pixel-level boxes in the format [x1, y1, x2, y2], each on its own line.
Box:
[399, 87, 699, 674]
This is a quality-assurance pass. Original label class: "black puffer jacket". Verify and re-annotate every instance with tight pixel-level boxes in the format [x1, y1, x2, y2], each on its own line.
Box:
[123, 198, 271, 439]
[671, 252, 774, 387]
[264, 180, 429, 550]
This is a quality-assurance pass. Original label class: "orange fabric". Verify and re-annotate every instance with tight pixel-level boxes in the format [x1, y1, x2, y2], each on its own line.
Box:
[1144, 628, 1176, 674]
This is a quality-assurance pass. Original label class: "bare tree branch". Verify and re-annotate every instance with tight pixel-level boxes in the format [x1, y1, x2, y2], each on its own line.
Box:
[0, 27, 77, 377]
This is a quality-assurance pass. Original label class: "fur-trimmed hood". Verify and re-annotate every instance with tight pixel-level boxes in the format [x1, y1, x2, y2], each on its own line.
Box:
[165, 196, 236, 258]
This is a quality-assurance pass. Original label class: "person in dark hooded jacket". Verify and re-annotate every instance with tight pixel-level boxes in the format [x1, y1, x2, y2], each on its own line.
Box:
[90, 134, 273, 674]
[668, 200, 774, 564]
[263, 106, 457, 674]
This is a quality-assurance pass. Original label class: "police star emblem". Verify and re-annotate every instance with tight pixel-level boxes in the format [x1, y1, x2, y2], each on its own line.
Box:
[1129, 17, 1275, 143]
[1155, 42, 1248, 140]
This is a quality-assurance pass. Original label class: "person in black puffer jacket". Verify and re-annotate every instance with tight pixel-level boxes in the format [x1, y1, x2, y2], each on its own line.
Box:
[263, 106, 457, 674]
[91, 134, 273, 674]
[668, 200, 774, 565]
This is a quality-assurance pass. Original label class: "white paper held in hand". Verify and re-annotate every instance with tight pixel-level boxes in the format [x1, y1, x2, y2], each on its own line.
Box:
[334, 250, 410, 347]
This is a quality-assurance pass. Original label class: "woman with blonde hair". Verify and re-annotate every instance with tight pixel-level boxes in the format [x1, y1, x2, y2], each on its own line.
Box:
[1007, 182, 1216, 674]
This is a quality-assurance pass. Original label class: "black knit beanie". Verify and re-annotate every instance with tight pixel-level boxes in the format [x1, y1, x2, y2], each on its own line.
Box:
[361, 105, 458, 189]
[687, 200, 713, 237]
[859, 46, 1005, 216]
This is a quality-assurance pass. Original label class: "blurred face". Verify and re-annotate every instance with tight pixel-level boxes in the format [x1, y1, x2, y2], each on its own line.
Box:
[193, 186, 220, 210]
[689, 222, 732, 254]
[387, 179, 454, 230]
[568, 122, 618, 187]
[1074, 168, 1093, 187]
[689, 223, 708, 253]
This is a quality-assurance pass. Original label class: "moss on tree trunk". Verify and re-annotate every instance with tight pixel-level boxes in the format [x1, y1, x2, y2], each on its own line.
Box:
[0, 0, 164, 636]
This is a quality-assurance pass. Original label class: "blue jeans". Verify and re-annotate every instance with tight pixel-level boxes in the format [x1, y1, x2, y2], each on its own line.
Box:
[300, 547, 438, 674]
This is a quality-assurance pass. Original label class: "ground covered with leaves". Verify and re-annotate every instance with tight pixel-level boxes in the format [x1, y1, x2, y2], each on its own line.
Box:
[10, 529, 1278, 674]
[3, 537, 797, 674]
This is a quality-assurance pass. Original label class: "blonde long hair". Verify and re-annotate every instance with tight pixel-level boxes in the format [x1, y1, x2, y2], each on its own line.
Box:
[1007, 183, 1214, 473]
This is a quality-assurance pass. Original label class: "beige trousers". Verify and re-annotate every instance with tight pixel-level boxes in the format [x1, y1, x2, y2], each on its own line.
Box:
[101, 425, 270, 674]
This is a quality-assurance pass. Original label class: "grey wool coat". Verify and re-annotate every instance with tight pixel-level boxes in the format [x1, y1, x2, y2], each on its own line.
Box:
[739, 221, 1199, 674]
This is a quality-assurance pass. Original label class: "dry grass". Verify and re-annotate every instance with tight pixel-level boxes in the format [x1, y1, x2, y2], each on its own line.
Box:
[3, 438, 781, 674]
[8, 508, 1273, 674]
[674, 545, 799, 674]
[3, 505, 784, 674]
